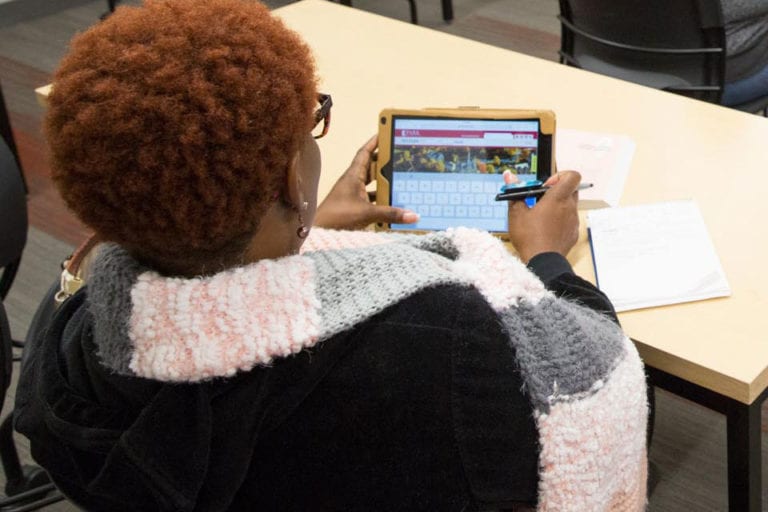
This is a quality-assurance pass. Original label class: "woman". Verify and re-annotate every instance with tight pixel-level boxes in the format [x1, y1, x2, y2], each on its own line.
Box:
[15, 0, 648, 510]
[722, 1, 768, 106]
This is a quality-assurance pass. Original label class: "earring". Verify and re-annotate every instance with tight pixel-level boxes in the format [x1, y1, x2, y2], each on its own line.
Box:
[296, 201, 309, 239]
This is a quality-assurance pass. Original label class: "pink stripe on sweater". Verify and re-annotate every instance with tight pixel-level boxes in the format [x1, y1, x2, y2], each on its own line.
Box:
[128, 256, 321, 381]
[535, 338, 648, 511]
[448, 227, 549, 309]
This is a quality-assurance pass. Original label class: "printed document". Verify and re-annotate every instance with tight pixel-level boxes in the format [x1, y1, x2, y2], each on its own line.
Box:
[587, 200, 730, 312]
[557, 128, 635, 208]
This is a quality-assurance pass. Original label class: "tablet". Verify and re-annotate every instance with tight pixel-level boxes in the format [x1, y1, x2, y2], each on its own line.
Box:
[374, 108, 556, 236]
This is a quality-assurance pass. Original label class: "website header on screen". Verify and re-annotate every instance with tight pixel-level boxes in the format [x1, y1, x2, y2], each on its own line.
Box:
[393, 118, 539, 148]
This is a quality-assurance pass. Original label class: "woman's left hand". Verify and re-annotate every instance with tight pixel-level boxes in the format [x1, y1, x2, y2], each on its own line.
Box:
[314, 135, 419, 230]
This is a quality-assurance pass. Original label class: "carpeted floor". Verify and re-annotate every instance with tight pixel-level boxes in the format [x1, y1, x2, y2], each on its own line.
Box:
[1, 1, 766, 510]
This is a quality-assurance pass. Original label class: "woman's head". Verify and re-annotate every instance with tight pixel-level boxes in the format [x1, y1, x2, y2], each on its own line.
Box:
[47, 0, 319, 273]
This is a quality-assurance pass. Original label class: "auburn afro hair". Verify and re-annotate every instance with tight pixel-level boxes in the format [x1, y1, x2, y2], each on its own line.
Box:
[46, 0, 318, 270]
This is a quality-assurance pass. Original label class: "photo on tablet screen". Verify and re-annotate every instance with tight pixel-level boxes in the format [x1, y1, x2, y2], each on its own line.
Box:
[388, 116, 543, 232]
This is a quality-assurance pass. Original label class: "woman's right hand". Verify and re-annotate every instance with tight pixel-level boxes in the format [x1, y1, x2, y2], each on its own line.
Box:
[506, 170, 582, 263]
[314, 136, 419, 230]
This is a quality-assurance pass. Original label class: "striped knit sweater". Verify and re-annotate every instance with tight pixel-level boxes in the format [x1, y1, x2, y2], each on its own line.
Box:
[87, 227, 648, 511]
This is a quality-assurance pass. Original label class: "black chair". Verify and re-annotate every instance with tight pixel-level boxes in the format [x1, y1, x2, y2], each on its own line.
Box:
[0, 83, 25, 194]
[0, 139, 65, 509]
[558, 0, 768, 113]
[336, 0, 453, 25]
[0, 301, 64, 511]
[0, 138, 26, 302]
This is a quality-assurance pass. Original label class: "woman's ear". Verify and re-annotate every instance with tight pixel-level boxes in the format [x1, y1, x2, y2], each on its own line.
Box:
[283, 153, 303, 209]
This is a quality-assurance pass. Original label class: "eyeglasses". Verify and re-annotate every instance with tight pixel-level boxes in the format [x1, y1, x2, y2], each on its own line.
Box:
[312, 93, 332, 139]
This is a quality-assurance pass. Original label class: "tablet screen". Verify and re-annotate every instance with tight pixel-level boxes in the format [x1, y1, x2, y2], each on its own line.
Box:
[388, 116, 543, 232]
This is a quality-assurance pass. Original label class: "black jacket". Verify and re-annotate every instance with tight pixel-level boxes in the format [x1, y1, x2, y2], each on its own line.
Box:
[15, 253, 624, 511]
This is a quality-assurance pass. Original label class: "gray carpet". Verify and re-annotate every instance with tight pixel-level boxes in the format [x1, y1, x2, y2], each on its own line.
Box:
[1, 1, 766, 510]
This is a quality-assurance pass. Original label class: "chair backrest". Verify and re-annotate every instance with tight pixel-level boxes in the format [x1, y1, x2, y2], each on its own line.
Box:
[558, 0, 725, 103]
[0, 137, 27, 299]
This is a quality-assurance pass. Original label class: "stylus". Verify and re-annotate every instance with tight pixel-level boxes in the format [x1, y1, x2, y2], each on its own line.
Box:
[495, 182, 594, 202]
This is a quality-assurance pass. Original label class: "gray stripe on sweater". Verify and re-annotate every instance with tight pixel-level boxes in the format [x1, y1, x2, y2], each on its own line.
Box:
[87, 243, 146, 375]
[307, 242, 464, 336]
[500, 297, 626, 412]
[406, 231, 460, 260]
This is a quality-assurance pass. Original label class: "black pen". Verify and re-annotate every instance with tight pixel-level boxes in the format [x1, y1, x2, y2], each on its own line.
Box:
[495, 182, 594, 201]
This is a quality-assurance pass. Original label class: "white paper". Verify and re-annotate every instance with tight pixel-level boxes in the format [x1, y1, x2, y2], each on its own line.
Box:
[557, 128, 635, 207]
[587, 200, 731, 312]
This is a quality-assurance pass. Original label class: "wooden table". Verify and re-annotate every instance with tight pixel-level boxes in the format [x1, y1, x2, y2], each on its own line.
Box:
[38, 1, 768, 508]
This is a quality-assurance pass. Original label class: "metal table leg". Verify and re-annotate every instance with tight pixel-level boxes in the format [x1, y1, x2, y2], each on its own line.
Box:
[726, 398, 762, 511]
[646, 365, 767, 511]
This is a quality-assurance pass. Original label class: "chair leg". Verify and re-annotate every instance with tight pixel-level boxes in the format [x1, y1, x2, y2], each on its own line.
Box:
[0, 414, 50, 498]
[1, 414, 24, 494]
[441, 0, 453, 22]
[0, 259, 20, 301]
[407, 0, 418, 24]
[0, 482, 64, 510]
